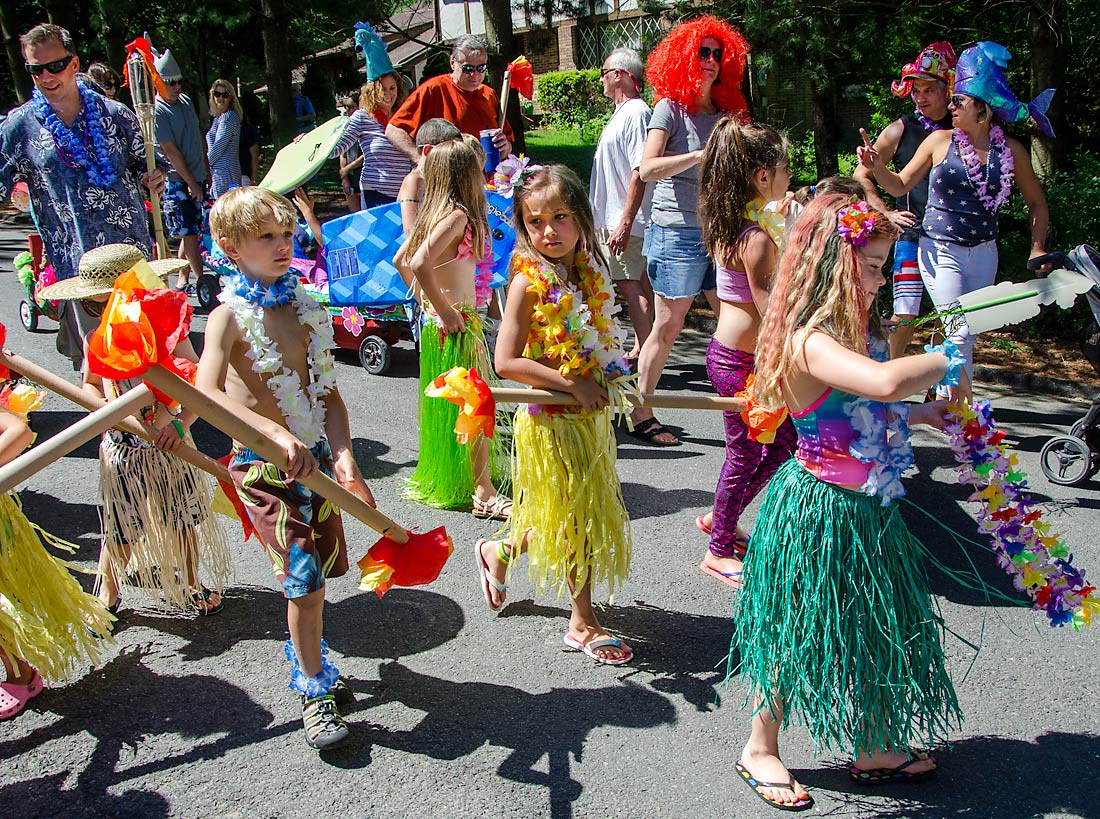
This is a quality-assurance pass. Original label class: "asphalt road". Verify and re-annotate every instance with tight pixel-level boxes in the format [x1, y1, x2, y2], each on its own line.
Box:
[0, 217, 1098, 819]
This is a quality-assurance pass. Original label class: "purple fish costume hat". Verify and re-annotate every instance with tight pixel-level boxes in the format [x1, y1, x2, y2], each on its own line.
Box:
[953, 41, 1056, 137]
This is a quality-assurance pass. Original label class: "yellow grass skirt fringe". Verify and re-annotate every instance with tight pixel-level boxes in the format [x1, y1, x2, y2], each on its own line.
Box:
[99, 433, 232, 612]
[0, 492, 113, 683]
[508, 407, 631, 599]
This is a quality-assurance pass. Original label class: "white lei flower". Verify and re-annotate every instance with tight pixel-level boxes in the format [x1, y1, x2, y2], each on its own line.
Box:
[220, 279, 337, 448]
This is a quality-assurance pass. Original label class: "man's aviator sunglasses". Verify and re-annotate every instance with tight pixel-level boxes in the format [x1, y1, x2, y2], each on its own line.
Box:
[25, 55, 75, 76]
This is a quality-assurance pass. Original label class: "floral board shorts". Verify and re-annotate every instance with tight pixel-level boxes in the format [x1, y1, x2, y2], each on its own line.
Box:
[163, 179, 204, 238]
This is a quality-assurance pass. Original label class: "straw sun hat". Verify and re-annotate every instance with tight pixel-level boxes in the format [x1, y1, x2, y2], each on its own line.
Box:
[39, 244, 190, 301]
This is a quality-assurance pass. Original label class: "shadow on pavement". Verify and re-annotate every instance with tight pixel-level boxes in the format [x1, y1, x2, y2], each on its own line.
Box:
[791, 731, 1100, 819]
[0, 773, 171, 819]
[620, 480, 714, 520]
[338, 660, 676, 819]
[0, 649, 292, 819]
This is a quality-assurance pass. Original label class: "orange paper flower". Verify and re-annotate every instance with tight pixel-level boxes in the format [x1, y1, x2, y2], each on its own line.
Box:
[425, 366, 496, 443]
[356, 526, 454, 598]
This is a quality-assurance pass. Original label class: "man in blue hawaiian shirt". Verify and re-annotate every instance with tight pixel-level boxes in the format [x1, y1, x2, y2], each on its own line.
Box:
[0, 23, 165, 367]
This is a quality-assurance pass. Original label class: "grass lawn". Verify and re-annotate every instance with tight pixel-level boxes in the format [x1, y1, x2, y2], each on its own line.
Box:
[524, 126, 597, 180]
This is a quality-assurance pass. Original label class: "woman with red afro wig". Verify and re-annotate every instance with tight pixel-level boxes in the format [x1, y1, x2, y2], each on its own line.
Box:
[628, 16, 751, 446]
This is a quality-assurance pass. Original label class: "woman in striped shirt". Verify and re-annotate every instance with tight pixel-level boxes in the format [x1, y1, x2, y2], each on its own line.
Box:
[206, 79, 242, 199]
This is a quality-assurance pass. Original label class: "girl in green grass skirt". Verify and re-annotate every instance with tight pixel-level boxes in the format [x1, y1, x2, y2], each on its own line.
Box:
[729, 194, 968, 812]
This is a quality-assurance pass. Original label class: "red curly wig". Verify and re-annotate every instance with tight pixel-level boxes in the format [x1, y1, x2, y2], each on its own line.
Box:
[645, 15, 750, 117]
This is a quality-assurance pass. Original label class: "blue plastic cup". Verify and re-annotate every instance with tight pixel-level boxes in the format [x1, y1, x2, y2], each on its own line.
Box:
[480, 129, 501, 174]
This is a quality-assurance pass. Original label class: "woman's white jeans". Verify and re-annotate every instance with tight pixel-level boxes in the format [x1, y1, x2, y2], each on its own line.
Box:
[917, 237, 998, 377]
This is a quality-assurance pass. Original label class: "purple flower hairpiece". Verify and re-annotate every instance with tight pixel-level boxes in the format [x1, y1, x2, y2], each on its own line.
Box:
[836, 201, 877, 247]
[493, 154, 543, 198]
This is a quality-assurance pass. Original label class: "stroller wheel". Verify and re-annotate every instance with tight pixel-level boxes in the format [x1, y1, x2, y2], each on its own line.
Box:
[1040, 435, 1095, 486]
[18, 299, 38, 332]
[1070, 419, 1089, 439]
[196, 274, 221, 310]
[358, 335, 391, 375]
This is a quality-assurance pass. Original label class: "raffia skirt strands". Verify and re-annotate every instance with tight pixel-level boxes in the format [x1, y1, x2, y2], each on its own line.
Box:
[508, 407, 631, 599]
[731, 459, 961, 755]
[98, 431, 232, 612]
[0, 493, 113, 682]
[403, 309, 511, 509]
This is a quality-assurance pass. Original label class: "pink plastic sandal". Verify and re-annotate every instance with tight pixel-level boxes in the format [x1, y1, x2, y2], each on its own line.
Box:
[0, 668, 43, 720]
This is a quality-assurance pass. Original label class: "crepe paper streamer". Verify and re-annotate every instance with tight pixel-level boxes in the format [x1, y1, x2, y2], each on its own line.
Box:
[356, 526, 454, 598]
[214, 452, 256, 542]
[0, 323, 8, 381]
[122, 37, 169, 100]
[0, 383, 46, 423]
[507, 56, 535, 100]
[907, 268, 1094, 336]
[944, 400, 1099, 629]
[426, 366, 496, 444]
[734, 373, 788, 443]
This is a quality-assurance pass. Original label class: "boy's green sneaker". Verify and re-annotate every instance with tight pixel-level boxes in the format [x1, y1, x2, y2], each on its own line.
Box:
[301, 692, 349, 750]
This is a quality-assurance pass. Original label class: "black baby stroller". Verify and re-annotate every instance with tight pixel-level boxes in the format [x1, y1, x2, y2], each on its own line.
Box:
[1031, 245, 1100, 485]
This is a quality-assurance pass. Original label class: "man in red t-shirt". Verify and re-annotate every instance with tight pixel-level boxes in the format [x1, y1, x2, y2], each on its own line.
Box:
[386, 36, 513, 164]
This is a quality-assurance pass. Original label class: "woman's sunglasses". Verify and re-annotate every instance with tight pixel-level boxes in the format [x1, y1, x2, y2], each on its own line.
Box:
[698, 46, 723, 62]
[950, 94, 969, 108]
[213, 91, 231, 99]
[103, 81, 117, 90]
[25, 55, 75, 76]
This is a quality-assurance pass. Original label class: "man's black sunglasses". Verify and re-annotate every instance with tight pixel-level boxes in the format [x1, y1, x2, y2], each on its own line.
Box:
[698, 46, 723, 62]
[460, 63, 487, 74]
[25, 55, 75, 76]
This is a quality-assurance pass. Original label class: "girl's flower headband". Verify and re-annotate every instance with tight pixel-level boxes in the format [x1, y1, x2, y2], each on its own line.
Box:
[836, 200, 877, 247]
[493, 155, 543, 198]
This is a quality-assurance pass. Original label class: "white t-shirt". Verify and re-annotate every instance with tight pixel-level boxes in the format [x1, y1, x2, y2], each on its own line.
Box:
[589, 97, 652, 236]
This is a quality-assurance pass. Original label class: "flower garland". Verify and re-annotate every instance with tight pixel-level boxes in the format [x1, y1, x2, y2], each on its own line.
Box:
[227, 269, 298, 307]
[944, 400, 1099, 629]
[744, 197, 788, 251]
[956, 125, 1015, 213]
[842, 335, 915, 504]
[219, 275, 337, 448]
[915, 110, 948, 133]
[33, 81, 118, 189]
[837, 201, 877, 246]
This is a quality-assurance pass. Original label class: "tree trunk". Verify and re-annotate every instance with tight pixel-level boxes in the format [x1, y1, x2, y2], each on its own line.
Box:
[811, 81, 839, 179]
[0, 3, 32, 103]
[43, 0, 79, 41]
[1029, 0, 1065, 176]
[482, 0, 525, 153]
[260, 0, 296, 149]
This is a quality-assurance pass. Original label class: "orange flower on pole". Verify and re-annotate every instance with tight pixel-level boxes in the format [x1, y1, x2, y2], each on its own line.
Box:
[425, 366, 497, 443]
[507, 56, 535, 99]
[357, 526, 454, 598]
[735, 374, 789, 443]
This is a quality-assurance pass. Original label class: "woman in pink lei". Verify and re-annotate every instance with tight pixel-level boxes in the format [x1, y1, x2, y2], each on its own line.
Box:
[859, 41, 1053, 398]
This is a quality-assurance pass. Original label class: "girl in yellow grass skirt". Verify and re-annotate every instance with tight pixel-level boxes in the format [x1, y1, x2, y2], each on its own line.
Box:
[0, 369, 113, 721]
[475, 163, 637, 665]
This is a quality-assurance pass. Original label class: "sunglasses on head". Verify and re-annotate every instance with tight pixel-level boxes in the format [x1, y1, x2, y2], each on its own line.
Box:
[213, 91, 231, 99]
[25, 55, 75, 76]
[459, 63, 487, 74]
[698, 46, 723, 62]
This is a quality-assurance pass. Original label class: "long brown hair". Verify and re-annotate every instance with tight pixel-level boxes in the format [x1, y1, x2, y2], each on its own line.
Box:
[512, 164, 608, 273]
[401, 139, 487, 265]
[752, 194, 899, 409]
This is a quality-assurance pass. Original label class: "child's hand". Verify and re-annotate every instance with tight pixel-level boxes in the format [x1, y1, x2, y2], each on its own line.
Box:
[153, 421, 186, 452]
[947, 367, 973, 406]
[571, 374, 609, 413]
[909, 400, 949, 430]
[293, 186, 315, 215]
[281, 435, 318, 482]
[332, 451, 376, 507]
[438, 305, 467, 335]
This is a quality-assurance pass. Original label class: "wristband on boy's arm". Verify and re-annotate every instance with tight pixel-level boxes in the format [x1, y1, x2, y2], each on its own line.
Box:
[171, 419, 185, 438]
[924, 339, 965, 390]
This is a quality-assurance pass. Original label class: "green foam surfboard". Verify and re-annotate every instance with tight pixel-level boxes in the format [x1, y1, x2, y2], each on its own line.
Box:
[258, 115, 350, 195]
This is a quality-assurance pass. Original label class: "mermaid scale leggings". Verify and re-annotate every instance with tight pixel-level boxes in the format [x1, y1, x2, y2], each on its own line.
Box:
[706, 338, 797, 558]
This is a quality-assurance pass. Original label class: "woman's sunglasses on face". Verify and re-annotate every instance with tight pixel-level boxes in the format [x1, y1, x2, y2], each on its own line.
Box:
[25, 55, 75, 76]
[698, 46, 723, 62]
[213, 90, 231, 99]
[950, 95, 969, 108]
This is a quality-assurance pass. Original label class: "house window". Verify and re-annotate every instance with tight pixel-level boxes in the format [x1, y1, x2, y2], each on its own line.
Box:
[576, 16, 662, 69]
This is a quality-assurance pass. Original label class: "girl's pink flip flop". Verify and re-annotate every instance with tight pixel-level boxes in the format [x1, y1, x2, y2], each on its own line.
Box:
[0, 668, 43, 720]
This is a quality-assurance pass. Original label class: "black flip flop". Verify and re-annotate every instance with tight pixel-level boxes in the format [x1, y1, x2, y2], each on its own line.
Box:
[850, 754, 937, 784]
[735, 760, 814, 812]
[626, 417, 681, 446]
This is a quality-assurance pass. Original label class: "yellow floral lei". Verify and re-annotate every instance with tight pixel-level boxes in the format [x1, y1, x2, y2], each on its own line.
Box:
[744, 196, 789, 251]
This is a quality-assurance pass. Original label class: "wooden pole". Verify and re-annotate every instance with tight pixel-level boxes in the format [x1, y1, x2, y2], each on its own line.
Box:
[0, 384, 152, 493]
[0, 350, 231, 482]
[126, 51, 169, 259]
[141, 366, 411, 543]
[498, 70, 512, 129]
[490, 388, 747, 411]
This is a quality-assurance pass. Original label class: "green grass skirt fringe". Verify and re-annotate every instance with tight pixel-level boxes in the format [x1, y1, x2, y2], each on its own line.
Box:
[731, 458, 962, 755]
[402, 311, 511, 509]
[507, 407, 631, 600]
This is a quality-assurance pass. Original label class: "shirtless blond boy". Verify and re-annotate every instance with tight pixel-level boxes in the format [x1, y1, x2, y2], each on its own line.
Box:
[198, 186, 374, 750]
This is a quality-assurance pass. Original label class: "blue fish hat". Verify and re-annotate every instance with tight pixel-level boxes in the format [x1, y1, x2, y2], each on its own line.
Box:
[954, 42, 1056, 137]
[354, 21, 394, 82]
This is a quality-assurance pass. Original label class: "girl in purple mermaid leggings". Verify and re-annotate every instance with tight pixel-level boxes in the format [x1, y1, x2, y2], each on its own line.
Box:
[696, 119, 796, 587]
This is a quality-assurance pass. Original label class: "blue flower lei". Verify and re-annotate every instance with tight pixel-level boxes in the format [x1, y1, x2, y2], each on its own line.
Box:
[33, 81, 118, 189]
[924, 338, 966, 390]
[227, 270, 299, 306]
[285, 638, 340, 697]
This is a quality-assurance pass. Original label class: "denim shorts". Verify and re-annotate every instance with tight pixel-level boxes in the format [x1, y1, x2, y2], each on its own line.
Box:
[643, 223, 715, 299]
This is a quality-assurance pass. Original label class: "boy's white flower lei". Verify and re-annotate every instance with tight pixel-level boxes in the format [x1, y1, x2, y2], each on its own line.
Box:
[220, 277, 337, 448]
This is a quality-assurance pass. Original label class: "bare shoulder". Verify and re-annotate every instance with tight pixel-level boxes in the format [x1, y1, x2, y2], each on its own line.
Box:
[204, 303, 242, 342]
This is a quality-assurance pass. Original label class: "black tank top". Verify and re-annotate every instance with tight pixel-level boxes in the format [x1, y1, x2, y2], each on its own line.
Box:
[894, 112, 952, 243]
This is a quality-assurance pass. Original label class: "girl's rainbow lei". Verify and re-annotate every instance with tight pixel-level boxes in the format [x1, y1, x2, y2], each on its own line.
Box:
[945, 400, 1099, 629]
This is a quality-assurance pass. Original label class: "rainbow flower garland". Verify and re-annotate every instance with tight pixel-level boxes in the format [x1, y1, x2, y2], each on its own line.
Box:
[945, 400, 1099, 629]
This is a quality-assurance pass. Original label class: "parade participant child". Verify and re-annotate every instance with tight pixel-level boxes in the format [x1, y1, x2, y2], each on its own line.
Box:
[730, 194, 966, 811]
[39, 244, 232, 623]
[696, 119, 796, 588]
[396, 117, 462, 235]
[475, 164, 635, 665]
[0, 369, 113, 720]
[395, 138, 510, 518]
[198, 186, 373, 750]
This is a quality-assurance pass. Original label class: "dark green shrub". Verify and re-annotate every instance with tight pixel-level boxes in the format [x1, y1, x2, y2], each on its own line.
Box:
[536, 69, 611, 129]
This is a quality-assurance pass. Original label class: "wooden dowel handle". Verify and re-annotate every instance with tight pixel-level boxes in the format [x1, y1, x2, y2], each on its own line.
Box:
[489, 387, 747, 411]
[142, 367, 409, 544]
[0, 385, 152, 493]
[1, 350, 231, 482]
